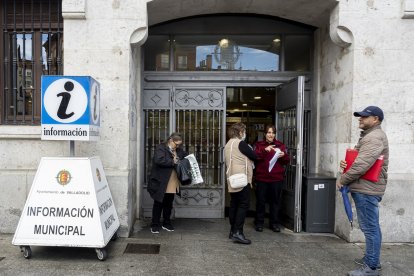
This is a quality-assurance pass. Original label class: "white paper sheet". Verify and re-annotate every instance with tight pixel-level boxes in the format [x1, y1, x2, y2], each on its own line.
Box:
[268, 148, 281, 172]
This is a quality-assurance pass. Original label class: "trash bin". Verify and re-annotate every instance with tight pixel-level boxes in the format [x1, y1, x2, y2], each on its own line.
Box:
[302, 174, 336, 233]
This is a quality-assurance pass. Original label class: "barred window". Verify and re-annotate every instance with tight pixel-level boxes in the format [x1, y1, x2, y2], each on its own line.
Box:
[1, 0, 63, 125]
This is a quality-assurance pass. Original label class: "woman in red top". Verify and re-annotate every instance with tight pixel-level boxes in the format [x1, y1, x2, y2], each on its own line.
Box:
[253, 125, 290, 232]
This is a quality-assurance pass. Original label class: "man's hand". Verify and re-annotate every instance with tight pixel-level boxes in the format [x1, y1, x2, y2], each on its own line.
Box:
[337, 160, 347, 190]
[336, 179, 343, 190]
[336, 172, 343, 190]
[339, 160, 347, 172]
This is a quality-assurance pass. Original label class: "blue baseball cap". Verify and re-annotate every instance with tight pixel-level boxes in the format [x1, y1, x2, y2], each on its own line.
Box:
[353, 106, 384, 121]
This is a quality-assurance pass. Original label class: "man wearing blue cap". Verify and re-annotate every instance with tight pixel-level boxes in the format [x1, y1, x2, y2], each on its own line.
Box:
[337, 106, 389, 276]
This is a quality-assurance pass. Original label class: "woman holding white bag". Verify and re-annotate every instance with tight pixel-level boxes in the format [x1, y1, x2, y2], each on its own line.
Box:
[224, 123, 256, 245]
[147, 132, 188, 234]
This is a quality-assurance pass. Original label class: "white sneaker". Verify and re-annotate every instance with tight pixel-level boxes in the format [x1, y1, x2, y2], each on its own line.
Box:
[150, 226, 160, 234]
[162, 224, 174, 232]
[354, 257, 382, 270]
[348, 264, 379, 276]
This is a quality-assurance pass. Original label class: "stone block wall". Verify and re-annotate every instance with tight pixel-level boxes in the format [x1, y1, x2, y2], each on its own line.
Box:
[62, 0, 149, 236]
[0, 0, 149, 237]
[321, 0, 414, 242]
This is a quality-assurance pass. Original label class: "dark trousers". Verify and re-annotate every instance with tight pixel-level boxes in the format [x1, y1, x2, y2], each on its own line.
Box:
[255, 181, 283, 227]
[151, 193, 175, 227]
[229, 185, 250, 233]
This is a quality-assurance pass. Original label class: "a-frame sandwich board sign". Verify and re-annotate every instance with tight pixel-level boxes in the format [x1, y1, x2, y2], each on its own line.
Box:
[12, 157, 120, 260]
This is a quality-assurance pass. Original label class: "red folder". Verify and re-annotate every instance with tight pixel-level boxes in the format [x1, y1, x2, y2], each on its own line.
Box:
[344, 149, 384, 182]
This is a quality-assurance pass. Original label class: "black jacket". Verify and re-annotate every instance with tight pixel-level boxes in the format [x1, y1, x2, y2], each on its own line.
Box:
[176, 158, 192, 186]
[148, 143, 188, 202]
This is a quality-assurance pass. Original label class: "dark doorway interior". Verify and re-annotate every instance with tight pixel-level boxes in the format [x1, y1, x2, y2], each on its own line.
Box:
[224, 87, 277, 217]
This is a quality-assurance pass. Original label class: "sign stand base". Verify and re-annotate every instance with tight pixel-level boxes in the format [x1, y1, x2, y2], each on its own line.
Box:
[12, 157, 120, 261]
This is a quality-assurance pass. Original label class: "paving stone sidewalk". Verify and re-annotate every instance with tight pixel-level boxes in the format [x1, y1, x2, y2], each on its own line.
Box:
[1, 218, 413, 276]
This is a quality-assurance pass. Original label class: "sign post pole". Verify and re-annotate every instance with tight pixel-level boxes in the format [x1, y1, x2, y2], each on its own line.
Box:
[70, 140, 75, 157]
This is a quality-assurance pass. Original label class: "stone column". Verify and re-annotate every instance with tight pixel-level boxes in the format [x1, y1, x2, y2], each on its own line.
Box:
[62, 0, 149, 236]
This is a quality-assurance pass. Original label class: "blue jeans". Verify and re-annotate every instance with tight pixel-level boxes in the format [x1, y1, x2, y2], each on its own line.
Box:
[351, 192, 382, 270]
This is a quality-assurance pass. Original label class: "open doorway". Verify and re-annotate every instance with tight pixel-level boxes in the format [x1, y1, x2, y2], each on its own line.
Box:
[224, 77, 307, 232]
[225, 87, 277, 217]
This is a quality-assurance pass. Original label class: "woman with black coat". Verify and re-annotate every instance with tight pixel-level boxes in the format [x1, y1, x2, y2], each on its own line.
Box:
[147, 132, 188, 233]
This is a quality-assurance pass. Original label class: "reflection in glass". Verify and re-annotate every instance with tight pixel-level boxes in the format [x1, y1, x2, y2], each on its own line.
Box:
[174, 35, 280, 71]
[16, 34, 33, 61]
[144, 35, 170, 71]
[213, 39, 240, 70]
[14, 34, 33, 115]
[2, 0, 63, 124]
[143, 35, 281, 72]
[42, 33, 63, 75]
[284, 35, 311, 71]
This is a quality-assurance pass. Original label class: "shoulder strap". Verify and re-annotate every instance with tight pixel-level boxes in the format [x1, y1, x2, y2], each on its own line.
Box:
[226, 139, 247, 176]
[226, 140, 235, 176]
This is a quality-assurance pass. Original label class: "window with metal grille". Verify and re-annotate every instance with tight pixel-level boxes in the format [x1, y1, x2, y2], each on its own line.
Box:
[1, 0, 63, 125]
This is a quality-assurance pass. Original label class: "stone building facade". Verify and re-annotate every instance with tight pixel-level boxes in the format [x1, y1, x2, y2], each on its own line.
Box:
[0, 0, 413, 242]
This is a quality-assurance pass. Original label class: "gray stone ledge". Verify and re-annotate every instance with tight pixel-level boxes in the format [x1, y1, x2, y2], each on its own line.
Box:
[62, 0, 86, 20]
[0, 126, 41, 140]
[402, 0, 414, 19]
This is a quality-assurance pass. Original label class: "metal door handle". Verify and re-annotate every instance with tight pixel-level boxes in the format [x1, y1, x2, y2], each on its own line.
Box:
[219, 146, 225, 164]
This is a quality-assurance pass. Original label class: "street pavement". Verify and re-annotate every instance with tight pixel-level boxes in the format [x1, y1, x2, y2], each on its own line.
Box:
[1, 218, 413, 276]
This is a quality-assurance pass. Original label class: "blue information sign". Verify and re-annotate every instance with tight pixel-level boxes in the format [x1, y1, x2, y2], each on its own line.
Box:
[41, 76, 100, 141]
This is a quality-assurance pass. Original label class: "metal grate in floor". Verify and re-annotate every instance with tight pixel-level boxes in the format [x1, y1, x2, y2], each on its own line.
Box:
[123, 243, 160, 254]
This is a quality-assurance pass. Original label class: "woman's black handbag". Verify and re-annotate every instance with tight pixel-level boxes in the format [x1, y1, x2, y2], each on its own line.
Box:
[175, 159, 192, 186]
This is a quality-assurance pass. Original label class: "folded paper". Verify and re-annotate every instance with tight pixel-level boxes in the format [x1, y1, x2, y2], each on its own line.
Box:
[344, 149, 384, 182]
[268, 148, 282, 172]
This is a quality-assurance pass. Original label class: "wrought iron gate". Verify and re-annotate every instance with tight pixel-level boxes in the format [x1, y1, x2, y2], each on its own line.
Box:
[142, 86, 226, 218]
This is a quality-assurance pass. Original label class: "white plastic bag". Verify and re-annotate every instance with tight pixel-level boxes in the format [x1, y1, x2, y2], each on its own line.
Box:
[184, 154, 204, 185]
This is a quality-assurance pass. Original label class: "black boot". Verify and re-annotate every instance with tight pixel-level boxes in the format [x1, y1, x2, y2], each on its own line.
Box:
[270, 224, 281, 232]
[229, 226, 235, 239]
[255, 225, 264, 232]
[231, 231, 251, 245]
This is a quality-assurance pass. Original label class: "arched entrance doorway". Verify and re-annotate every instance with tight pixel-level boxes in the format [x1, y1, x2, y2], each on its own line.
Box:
[140, 14, 315, 232]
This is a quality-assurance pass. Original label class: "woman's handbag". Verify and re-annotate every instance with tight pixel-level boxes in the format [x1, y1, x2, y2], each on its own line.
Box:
[226, 140, 248, 189]
[228, 173, 248, 189]
[176, 159, 192, 186]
